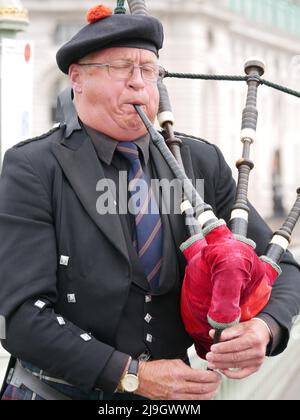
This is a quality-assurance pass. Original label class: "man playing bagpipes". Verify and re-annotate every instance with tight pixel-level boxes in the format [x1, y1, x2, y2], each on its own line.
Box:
[0, 2, 300, 400]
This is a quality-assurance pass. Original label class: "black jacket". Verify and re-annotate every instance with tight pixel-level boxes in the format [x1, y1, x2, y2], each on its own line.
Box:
[0, 91, 300, 394]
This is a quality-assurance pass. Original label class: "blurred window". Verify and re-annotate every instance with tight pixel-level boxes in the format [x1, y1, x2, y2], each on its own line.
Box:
[227, 0, 300, 36]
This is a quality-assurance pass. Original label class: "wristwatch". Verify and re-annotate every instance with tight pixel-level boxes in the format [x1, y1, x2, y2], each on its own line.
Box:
[120, 358, 139, 393]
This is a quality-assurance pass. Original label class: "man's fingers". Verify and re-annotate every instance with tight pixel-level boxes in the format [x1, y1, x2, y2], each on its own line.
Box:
[207, 359, 262, 370]
[209, 326, 242, 342]
[184, 367, 221, 384]
[182, 380, 221, 396]
[206, 321, 268, 380]
[177, 392, 218, 401]
[220, 366, 259, 379]
[206, 348, 262, 364]
[210, 335, 253, 354]
[137, 359, 222, 400]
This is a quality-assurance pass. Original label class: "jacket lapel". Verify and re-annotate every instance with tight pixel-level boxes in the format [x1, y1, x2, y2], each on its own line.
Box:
[51, 131, 129, 264]
[180, 144, 197, 185]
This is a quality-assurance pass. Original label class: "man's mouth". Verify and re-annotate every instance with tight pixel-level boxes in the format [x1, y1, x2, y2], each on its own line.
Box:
[123, 103, 146, 113]
[128, 101, 145, 106]
[123, 97, 146, 103]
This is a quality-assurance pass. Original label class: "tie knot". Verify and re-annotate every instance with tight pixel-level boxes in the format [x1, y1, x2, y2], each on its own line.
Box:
[116, 142, 140, 164]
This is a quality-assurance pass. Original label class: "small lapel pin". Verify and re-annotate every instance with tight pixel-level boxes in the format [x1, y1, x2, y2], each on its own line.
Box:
[60, 255, 69, 266]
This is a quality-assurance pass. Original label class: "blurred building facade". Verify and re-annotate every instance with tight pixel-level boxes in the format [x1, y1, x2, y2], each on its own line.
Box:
[1, 0, 300, 399]
[15, 0, 300, 217]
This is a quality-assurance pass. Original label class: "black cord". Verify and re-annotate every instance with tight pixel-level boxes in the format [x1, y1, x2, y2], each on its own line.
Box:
[164, 71, 300, 99]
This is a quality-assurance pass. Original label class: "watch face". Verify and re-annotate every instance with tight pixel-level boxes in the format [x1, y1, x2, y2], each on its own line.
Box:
[122, 374, 139, 393]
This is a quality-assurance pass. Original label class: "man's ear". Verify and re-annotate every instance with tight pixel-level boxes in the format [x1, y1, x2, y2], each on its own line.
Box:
[69, 64, 83, 93]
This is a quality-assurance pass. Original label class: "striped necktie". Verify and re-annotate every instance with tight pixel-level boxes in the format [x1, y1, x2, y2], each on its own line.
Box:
[116, 142, 163, 289]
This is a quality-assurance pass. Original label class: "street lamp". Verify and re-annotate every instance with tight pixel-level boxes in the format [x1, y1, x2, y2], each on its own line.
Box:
[0, 0, 29, 38]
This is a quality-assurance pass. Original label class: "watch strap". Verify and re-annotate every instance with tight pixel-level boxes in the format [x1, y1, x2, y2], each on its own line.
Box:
[127, 359, 139, 376]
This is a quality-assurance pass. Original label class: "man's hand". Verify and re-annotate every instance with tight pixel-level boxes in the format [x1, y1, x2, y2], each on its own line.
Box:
[206, 319, 271, 379]
[136, 359, 221, 400]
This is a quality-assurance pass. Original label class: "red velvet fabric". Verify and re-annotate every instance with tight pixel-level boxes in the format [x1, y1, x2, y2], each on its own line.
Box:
[180, 224, 278, 358]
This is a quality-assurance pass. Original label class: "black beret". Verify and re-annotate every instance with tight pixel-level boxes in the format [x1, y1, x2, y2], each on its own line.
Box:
[56, 12, 164, 74]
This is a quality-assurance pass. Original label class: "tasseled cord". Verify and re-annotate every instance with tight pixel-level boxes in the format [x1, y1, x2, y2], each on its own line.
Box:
[114, 0, 126, 14]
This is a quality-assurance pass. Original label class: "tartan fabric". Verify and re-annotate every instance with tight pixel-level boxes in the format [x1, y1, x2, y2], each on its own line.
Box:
[2, 384, 44, 400]
[1, 360, 149, 400]
[1, 381, 148, 401]
[1, 383, 147, 401]
[116, 142, 163, 289]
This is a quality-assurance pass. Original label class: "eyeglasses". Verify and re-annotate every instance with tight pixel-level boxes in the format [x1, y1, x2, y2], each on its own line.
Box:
[78, 60, 163, 82]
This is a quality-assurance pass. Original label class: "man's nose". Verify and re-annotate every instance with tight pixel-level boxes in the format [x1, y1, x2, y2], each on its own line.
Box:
[127, 66, 146, 89]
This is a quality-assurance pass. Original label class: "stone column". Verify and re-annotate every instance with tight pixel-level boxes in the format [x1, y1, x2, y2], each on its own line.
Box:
[0, 0, 29, 383]
[0, 0, 29, 38]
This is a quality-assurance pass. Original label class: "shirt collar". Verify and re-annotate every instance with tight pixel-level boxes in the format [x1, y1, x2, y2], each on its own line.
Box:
[85, 124, 150, 166]
[56, 88, 82, 138]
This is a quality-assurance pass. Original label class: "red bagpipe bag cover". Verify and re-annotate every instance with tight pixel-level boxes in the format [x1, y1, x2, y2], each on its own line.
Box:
[180, 223, 281, 359]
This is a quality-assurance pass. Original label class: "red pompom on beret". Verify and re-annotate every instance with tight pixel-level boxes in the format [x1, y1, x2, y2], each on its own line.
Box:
[86, 4, 113, 24]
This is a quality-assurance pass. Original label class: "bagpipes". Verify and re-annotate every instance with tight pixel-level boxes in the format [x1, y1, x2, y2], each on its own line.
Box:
[123, 0, 300, 358]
